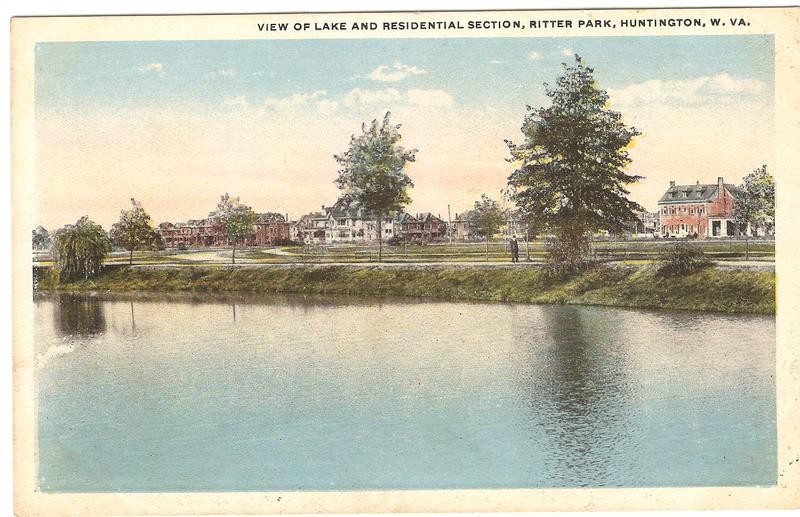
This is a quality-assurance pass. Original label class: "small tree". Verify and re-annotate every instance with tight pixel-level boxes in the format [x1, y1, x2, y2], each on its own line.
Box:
[213, 193, 257, 264]
[506, 55, 642, 271]
[110, 198, 161, 265]
[334, 111, 417, 262]
[32, 226, 51, 251]
[52, 216, 112, 282]
[733, 164, 775, 260]
[467, 194, 507, 261]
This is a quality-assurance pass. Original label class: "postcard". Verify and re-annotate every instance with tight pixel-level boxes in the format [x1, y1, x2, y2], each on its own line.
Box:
[11, 7, 800, 515]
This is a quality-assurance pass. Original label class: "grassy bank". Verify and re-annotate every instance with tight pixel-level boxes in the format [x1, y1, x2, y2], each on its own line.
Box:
[35, 264, 775, 314]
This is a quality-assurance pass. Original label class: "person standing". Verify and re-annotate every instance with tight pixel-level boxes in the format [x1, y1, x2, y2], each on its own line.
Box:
[510, 235, 519, 263]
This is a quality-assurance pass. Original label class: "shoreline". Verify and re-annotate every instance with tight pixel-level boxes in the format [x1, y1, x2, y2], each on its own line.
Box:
[33, 263, 776, 315]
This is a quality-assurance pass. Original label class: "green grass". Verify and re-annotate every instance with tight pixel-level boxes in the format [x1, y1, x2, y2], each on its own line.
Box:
[35, 263, 775, 314]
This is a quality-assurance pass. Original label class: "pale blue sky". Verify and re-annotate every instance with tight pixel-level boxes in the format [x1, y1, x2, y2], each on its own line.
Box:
[36, 35, 773, 111]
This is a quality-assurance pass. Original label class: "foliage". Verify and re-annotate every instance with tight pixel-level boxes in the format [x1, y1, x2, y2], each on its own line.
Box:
[506, 54, 643, 267]
[52, 216, 112, 282]
[212, 193, 258, 264]
[544, 231, 594, 277]
[466, 194, 507, 239]
[32, 226, 51, 250]
[465, 194, 507, 260]
[733, 164, 775, 237]
[656, 242, 712, 278]
[109, 198, 161, 264]
[334, 111, 416, 261]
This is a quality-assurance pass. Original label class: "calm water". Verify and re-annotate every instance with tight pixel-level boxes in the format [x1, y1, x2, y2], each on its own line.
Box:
[34, 292, 776, 492]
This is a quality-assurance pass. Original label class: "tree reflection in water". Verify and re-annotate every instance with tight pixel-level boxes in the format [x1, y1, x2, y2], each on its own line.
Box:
[513, 306, 638, 487]
[54, 293, 107, 338]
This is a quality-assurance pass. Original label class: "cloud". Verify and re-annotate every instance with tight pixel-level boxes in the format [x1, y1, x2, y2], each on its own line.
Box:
[262, 90, 330, 111]
[209, 68, 235, 78]
[489, 59, 507, 65]
[366, 62, 427, 83]
[608, 73, 767, 107]
[135, 63, 164, 75]
[527, 51, 542, 61]
[344, 88, 453, 108]
[559, 48, 574, 57]
[344, 88, 403, 107]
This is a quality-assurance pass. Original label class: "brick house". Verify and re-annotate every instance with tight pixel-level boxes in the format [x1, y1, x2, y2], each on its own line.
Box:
[658, 177, 739, 238]
[251, 212, 291, 246]
[158, 212, 290, 248]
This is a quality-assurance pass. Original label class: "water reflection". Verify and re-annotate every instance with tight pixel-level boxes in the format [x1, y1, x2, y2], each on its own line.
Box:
[53, 293, 107, 337]
[514, 306, 635, 487]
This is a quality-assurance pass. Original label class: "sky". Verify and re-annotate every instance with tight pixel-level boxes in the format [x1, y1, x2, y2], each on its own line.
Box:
[34, 35, 774, 230]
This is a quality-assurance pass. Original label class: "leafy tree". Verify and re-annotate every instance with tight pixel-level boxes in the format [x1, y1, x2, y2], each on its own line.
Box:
[32, 226, 51, 251]
[733, 164, 775, 260]
[334, 111, 417, 262]
[110, 198, 161, 265]
[52, 216, 112, 282]
[213, 193, 257, 264]
[467, 194, 507, 260]
[505, 55, 643, 272]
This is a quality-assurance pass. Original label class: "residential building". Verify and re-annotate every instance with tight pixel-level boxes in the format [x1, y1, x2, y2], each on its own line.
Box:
[658, 177, 738, 238]
[630, 210, 660, 237]
[252, 213, 291, 246]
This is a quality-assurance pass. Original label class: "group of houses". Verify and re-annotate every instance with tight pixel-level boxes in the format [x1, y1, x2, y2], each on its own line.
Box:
[157, 198, 466, 249]
[155, 176, 757, 250]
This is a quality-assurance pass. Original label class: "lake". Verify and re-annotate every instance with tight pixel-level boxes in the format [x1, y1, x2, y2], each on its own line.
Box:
[33, 292, 776, 492]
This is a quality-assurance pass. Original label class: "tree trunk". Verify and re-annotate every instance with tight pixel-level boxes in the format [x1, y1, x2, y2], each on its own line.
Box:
[232, 244, 236, 264]
[129, 248, 134, 266]
[745, 236, 750, 261]
[377, 215, 383, 263]
[485, 236, 489, 261]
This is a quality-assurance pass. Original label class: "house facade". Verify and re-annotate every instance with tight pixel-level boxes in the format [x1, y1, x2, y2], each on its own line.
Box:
[158, 212, 290, 248]
[252, 213, 291, 246]
[658, 177, 738, 238]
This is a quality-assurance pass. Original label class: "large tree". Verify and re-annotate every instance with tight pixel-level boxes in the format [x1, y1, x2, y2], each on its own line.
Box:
[110, 198, 161, 265]
[505, 55, 642, 271]
[466, 194, 508, 261]
[32, 226, 51, 251]
[733, 164, 775, 260]
[334, 111, 416, 262]
[213, 193, 257, 264]
[52, 216, 112, 282]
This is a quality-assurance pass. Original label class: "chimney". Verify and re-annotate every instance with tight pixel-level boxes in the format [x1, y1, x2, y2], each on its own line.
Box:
[669, 180, 675, 188]
[718, 176, 724, 189]
[321, 205, 325, 211]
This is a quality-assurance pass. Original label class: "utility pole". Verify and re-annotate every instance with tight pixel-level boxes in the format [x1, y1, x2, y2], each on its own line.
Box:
[447, 204, 452, 244]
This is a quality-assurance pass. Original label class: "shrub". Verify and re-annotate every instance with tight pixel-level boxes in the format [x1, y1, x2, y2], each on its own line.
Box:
[545, 233, 594, 278]
[656, 242, 712, 278]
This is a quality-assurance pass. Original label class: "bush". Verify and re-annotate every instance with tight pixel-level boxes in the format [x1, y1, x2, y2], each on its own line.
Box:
[656, 242, 712, 278]
[545, 233, 594, 278]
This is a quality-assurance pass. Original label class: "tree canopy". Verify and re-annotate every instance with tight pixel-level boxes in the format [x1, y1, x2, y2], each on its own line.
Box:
[466, 194, 507, 260]
[32, 226, 51, 251]
[334, 111, 416, 261]
[505, 55, 642, 269]
[52, 216, 112, 282]
[110, 198, 161, 265]
[212, 193, 258, 264]
[733, 164, 774, 236]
